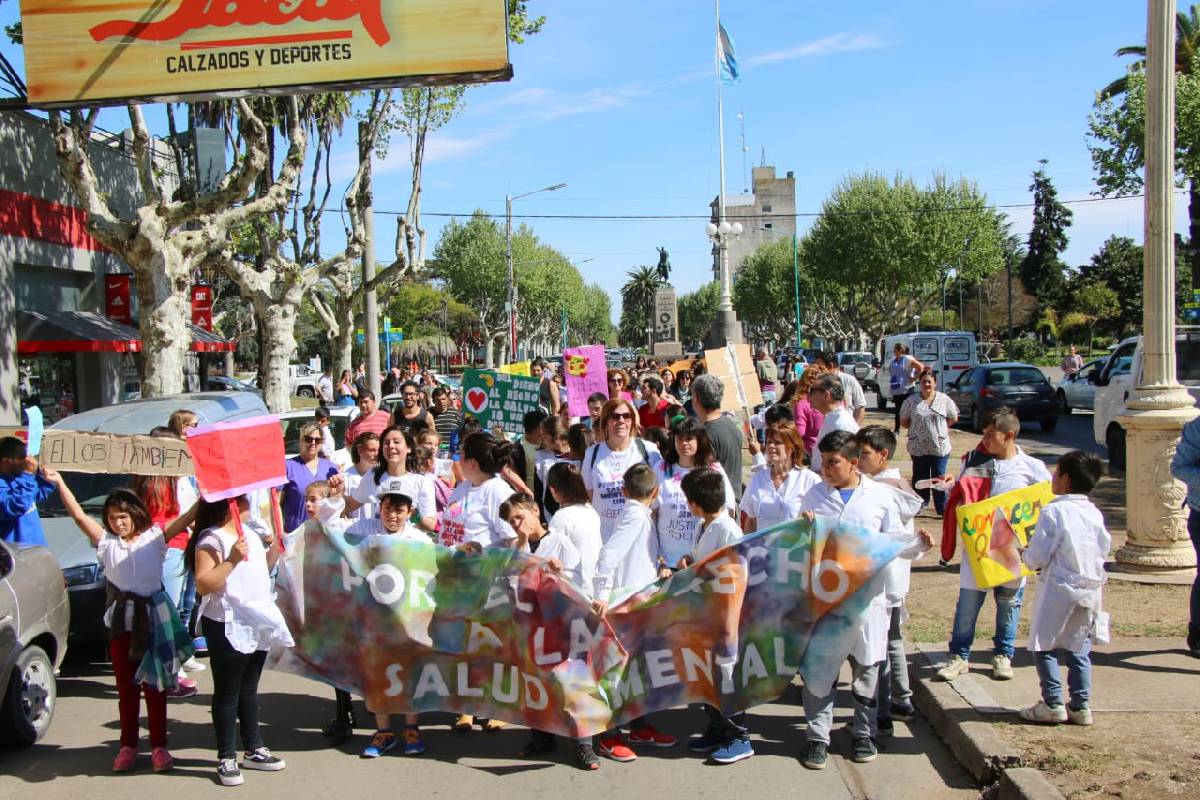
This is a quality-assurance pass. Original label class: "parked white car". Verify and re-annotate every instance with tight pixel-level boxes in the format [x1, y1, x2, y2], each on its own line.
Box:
[1054, 358, 1104, 413]
[1092, 328, 1200, 469]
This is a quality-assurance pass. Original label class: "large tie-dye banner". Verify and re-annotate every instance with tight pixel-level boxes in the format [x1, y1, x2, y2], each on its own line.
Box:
[269, 518, 902, 737]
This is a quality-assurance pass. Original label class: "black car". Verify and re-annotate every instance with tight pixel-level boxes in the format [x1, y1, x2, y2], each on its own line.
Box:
[945, 362, 1059, 433]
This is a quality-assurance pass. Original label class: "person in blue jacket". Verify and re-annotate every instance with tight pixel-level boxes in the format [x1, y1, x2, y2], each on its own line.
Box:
[0, 436, 56, 546]
[1169, 414, 1200, 658]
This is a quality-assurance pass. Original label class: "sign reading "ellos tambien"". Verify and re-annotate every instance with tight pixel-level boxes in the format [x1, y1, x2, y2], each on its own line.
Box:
[18, 0, 512, 107]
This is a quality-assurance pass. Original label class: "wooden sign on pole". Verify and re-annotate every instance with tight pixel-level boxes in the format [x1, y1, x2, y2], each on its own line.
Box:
[703, 342, 763, 415]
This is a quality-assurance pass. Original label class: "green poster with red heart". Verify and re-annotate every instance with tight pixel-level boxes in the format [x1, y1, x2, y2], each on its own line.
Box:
[461, 369, 543, 437]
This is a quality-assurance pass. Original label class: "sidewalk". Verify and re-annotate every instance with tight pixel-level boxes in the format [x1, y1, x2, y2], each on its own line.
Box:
[909, 639, 1200, 799]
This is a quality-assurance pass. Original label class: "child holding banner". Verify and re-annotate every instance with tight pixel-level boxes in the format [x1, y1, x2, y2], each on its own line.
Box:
[938, 408, 1050, 683]
[1019, 451, 1110, 727]
[344, 427, 437, 532]
[49, 475, 197, 773]
[654, 417, 735, 572]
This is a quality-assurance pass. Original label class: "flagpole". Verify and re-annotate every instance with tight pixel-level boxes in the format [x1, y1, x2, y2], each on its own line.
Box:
[715, 0, 727, 233]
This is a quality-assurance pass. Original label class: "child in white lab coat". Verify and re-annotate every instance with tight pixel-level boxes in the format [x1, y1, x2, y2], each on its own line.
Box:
[1018, 451, 1110, 727]
[798, 431, 932, 771]
[854, 426, 928, 737]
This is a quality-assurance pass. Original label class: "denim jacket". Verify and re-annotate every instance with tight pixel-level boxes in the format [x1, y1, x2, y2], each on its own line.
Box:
[1171, 416, 1200, 512]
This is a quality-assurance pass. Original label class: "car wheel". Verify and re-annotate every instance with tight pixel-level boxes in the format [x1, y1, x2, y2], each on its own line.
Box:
[972, 404, 984, 432]
[1057, 390, 1072, 415]
[1106, 425, 1126, 472]
[1040, 416, 1058, 433]
[296, 387, 315, 399]
[0, 645, 56, 747]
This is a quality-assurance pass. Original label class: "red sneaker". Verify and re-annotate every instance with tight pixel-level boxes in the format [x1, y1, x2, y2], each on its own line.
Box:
[627, 725, 677, 748]
[151, 746, 174, 772]
[166, 677, 198, 699]
[113, 745, 137, 772]
[596, 735, 637, 762]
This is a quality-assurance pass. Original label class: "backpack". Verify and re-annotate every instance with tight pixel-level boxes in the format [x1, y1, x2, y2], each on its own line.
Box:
[588, 438, 650, 471]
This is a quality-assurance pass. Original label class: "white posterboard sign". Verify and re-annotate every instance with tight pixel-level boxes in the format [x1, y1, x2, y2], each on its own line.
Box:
[703, 343, 764, 415]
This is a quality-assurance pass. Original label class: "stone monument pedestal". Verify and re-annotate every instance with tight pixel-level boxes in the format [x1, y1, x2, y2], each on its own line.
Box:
[705, 309, 743, 349]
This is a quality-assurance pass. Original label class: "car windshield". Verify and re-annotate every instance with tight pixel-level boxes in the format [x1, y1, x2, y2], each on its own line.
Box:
[39, 472, 130, 515]
[988, 367, 1047, 386]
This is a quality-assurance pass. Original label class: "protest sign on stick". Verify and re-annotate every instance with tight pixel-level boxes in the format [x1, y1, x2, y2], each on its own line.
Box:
[461, 369, 542, 437]
[186, 416, 286, 501]
[40, 430, 194, 476]
[564, 345, 607, 415]
[956, 482, 1054, 588]
[703, 342, 763, 414]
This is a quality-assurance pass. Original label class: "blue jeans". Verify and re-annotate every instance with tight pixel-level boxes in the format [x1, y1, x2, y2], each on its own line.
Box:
[1189, 508, 1200, 639]
[162, 547, 197, 634]
[912, 454, 950, 514]
[948, 585, 1024, 660]
[1034, 640, 1092, 710]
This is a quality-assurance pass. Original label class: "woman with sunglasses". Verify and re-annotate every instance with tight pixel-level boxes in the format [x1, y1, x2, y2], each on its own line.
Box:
[670, 370, 693, 406]
[280, 421, 342, 532]
[607, 368, 633, 402]
[581, 398, 662, 539]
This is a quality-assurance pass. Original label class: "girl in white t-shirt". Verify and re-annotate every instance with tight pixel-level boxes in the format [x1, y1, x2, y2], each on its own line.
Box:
[187, 496, 294, 787]
[49, 475, 196, 774]
[654, 417, 736, 571]
[342, 431, 382, 523]
[545, 462, 603, 583]
[344, 426, 437, 531]
[580, 398, 662, 541]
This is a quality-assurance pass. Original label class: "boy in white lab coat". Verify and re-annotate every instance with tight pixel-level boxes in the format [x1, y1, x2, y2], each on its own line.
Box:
[1018, 451, 1110, 727]
[854, 426, 928, 737]
[674, 468, 751, 765]
[938, 407, 1051, 683]
[591, 463, 676, 760]
[798, 431, 932, 770]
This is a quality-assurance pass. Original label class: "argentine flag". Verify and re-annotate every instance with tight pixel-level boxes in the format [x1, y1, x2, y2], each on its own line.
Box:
[717, 23, 739, 84]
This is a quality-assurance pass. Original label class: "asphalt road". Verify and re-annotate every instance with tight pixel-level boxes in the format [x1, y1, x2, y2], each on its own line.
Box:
[0, 651, 978, 799]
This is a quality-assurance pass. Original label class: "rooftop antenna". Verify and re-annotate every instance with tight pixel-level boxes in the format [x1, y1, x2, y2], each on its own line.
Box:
[760, 145, 766, 167]
[737, 110, 749, 193]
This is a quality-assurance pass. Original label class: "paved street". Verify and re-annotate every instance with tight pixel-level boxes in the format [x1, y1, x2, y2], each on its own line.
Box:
[0, 651, 977, 799]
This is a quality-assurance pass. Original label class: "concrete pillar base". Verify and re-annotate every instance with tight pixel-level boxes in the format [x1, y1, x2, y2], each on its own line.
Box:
[1115, 392, 1199, 571]
[705, 309, 743, 349]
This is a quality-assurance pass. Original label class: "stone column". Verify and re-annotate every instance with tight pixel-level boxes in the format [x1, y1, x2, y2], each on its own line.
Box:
[1115, 0, 1200, 570]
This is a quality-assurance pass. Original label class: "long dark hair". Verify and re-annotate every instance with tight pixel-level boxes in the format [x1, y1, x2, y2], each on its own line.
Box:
[101, 489, 153, 536]
[665, 416, 716, 468]
[460, 431, 516, 477]
[373, 426, 416, 484]
[184, 495, 245, 574]
[546, 462, 590, 506]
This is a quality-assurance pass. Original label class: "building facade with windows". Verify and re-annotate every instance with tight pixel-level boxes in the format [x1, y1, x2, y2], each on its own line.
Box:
[709, 165, 796, 282]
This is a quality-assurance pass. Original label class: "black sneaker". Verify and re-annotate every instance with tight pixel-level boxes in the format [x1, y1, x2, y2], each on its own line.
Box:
[1187, 632, 1200, 658]
[218, 758, 243, 786]
[574, 742, 601, 771]
[877, 717, 894, 738]
[323, 717, 353, 746]
[889, 700, 916, 721]
[242, 747, 286, 771]
[518, 731, 557, 757]
[802, 740, 828, 770]
[852, 736, 877, 763]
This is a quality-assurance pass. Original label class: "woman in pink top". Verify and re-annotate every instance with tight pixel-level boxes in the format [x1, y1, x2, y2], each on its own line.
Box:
[782, 367, 828, 459]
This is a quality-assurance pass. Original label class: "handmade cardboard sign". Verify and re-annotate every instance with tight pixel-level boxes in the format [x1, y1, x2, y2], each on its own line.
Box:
[703, 342, 764, 414]
[269, 515, 901, 737]
[564, 345, 607, 416]
[186, 416, 286, 501]
[956, 482, 1055, 588]
[497, 361, 531, 377]
[40, 430, 195, 475]
[461, 369, 541, 437]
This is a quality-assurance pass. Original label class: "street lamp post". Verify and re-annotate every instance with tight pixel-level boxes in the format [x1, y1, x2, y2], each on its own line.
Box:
[705, 220, 743, 347]
[506, 182, 566, 362]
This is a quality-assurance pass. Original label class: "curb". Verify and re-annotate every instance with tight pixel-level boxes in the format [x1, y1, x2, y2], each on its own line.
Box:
[908, 653, 1065, 800]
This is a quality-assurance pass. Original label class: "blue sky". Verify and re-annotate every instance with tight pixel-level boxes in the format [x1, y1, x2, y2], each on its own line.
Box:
[2, 1, 1191, 322]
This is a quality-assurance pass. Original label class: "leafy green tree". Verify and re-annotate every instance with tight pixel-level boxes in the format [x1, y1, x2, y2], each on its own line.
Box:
[733, 238, 801, 345]
[678, 282, 721, 348]
[1019, 162, 1073, 308]
[802, 171, 1009, 343]
[1091, 42, 1200, 287]
[1098, 4, 1199, 101]
[620, 266, 663, 349]
[1077, 234, 1193, 336]
[1073, 281, 1121, 352]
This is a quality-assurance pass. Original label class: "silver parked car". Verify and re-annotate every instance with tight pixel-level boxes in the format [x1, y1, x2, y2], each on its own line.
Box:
[1054, 358, 1103, 414]
[0, 539, 69, 746]
[40, 391, 269, 644]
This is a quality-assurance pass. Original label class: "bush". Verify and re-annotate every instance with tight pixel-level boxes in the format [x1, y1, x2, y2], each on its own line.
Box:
[1006, 337, 1045, 364]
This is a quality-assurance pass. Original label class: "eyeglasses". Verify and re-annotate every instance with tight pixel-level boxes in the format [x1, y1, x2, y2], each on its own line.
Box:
[609, 412, 634, 421]
[301, 436, 323, 444]
[609, 378, 625, 385]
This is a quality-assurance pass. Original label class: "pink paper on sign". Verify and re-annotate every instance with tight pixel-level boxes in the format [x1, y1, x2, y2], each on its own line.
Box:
[185, 415, 286, 501]
[565, 345, 608, 417]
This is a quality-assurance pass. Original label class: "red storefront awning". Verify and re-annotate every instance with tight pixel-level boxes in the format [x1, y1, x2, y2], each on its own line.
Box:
[17, 310, 142, 354]
[189, 324, 237, 353]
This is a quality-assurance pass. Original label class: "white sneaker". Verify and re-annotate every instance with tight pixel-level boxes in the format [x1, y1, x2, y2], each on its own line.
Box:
[182, 657, 206, 672]
[1067, 706, 1093, 726]
[991, 655, 1014, 680]
[937, 655, 970, 681]
[1019, 701, 1067, 724]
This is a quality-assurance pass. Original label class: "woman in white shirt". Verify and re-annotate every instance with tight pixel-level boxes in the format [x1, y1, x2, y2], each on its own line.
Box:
[655, 417, 735, 571]
[343, 426, 436, 531]
[580, 397, 662, 541]
[742, 422, 821, 533]
[188, 496, 293, 786]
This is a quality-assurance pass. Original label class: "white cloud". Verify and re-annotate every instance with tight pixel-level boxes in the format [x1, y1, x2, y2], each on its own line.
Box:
[745, 32, 889, 67]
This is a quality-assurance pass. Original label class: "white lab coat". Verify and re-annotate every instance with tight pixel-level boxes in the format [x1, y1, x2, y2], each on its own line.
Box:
[872, 468, 928, 608]
[1023, 495, 1110, 652]
[800, 476, 920, 665]
[592, 502, 660, 603]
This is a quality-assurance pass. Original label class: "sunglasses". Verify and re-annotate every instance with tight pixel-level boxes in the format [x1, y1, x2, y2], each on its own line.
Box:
[609, 412, 634, 421]
[302, 435, 323, 444]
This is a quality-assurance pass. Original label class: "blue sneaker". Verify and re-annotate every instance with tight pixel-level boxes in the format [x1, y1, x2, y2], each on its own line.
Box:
[687, 726, 726, 753]
[191, 636, 209, 657]
[710, 736, 754, 764]
[402, 728, 426, 756]
[360, 730, 398, 758]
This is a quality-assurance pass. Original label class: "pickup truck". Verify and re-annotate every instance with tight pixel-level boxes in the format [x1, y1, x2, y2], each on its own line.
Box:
[250, 364, 321, 398]
[1091, 327, 1200, 469]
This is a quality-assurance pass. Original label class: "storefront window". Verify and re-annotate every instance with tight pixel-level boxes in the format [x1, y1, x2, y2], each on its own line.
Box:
[18, 354, 78, 424]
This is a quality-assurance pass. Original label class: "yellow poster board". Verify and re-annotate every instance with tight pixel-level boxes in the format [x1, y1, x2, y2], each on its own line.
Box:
[498, 361, 531, 377]
[956, 482, 1054, 589]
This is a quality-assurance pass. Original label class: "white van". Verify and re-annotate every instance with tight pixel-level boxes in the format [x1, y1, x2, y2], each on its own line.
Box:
[878, 331, 978, 410]
[1091, 327, 1200, 469]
